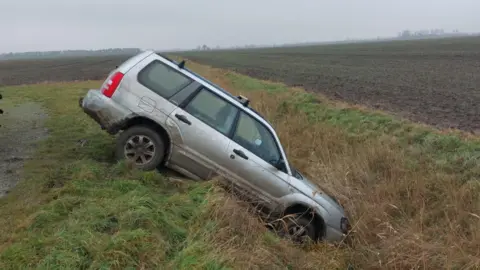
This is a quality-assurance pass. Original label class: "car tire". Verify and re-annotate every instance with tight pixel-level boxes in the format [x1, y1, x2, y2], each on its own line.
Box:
[115, 125, 166, 171]
[282, 213, 317, 243]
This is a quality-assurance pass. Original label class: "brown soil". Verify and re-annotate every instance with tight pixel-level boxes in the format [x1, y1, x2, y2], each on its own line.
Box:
[0, 102, 48, 197]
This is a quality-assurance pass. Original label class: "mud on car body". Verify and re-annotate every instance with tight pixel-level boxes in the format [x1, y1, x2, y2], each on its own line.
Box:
[79, 50, 352, 244]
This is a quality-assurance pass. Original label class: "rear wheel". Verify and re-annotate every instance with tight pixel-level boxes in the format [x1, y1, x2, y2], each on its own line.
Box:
[115, 125, 166, 171]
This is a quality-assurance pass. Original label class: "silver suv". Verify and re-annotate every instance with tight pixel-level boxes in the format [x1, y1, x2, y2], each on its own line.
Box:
[79, 50, 351, 243]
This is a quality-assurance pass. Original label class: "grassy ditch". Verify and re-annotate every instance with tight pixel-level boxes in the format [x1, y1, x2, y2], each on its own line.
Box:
[0, 60, 478, 269]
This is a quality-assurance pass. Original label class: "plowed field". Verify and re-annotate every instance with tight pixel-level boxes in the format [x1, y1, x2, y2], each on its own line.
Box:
[177, 36, 480, 132]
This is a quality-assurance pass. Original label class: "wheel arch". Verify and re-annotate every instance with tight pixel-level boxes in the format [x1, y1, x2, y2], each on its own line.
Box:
[120, 116, 173, 163]
[283, 203, 326, 240]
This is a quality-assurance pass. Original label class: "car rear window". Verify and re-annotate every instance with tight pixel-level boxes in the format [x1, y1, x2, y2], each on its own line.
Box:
[138, 60, 192, 98]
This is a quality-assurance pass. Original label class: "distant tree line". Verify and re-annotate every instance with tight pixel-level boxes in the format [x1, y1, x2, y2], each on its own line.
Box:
[190, 29, 477, 52]
[397, 29, 466, 39]
[195, 44, 258, 51]
[0, 48, 142, 60]
[3, 27, 478, 58]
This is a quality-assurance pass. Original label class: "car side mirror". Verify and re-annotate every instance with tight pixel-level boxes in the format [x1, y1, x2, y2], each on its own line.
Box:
[274, 159, 286, 171]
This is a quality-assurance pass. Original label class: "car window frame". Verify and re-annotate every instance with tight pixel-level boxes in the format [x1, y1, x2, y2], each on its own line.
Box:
[168, 81, 203, 106]
[231, 110, 285, 172]
[179, 86, 240, 137]
[137, 59, 193, 99]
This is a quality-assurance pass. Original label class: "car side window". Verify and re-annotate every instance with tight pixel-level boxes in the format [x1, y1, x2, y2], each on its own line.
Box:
[233, 111, 281, 165]
[183, 88, 239, 136]
[138, 60, 192, 98]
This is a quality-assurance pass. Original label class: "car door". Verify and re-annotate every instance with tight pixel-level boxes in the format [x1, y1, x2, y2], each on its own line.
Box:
[222, 111, 292, 209]
[165, 87, 239, 180]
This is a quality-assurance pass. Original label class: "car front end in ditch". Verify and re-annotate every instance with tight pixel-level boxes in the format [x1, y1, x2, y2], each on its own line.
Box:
[317, 197, 352, 244]
[290, 170, 353, 244]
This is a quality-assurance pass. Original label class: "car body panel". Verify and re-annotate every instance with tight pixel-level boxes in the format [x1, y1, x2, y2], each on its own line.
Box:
[113, 54, 179, 126]
[80, 89, 133, 133]
[221, 140, 292, 209]
[165, 106, 231, 180]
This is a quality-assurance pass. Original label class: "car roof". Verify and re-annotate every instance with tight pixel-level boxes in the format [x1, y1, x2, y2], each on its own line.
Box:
[157, 53, 266, 120]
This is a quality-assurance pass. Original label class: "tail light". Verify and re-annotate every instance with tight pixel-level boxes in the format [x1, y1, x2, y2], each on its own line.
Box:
[101, 72, 124, 98]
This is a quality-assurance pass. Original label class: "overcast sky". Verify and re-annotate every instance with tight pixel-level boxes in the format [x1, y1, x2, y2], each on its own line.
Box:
[1, 0, 479, 53]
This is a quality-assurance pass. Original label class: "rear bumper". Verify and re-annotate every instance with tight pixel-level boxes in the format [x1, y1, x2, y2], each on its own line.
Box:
[79, 97, 105, 130]
[79, 90, 132, 134]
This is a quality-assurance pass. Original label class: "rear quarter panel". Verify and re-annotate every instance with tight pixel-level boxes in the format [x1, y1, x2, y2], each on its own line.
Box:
[112, 54, 179, 127]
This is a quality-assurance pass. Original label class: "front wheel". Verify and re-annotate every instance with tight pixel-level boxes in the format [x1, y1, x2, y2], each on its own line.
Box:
[280, 214, 317, 244]
[115, 125, 166, 171]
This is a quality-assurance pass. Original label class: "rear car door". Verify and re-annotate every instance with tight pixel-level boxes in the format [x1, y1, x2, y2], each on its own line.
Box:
[223, 111, 291, 208]
[166, 87, 239, 180]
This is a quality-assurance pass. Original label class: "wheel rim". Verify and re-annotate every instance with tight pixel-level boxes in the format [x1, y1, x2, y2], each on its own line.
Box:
[287, 219, 311, 243]
[124, 135, 156, 165]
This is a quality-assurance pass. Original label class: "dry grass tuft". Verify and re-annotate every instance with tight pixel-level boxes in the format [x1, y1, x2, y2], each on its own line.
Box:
[176, 60, 480, 269]
[198, 183, 350, 269]
[225, 89, 480, 269]
[164, 60, 480, 269]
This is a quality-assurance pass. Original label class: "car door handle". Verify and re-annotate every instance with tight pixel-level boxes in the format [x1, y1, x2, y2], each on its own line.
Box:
[175, 114, 191, 125]
[233, 149, 248, 160]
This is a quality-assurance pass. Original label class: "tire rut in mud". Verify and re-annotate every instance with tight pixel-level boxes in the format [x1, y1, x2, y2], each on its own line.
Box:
[0, 102, 48, 197]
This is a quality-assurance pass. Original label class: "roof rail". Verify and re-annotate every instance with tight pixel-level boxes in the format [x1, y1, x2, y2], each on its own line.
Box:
[237, 95, 250, 107]
[177, 60, 186, 69]
[155, 53, 265, 120]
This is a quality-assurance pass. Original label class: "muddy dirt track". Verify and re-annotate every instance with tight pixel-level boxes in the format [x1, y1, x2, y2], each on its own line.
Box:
[1, 36, 480, 131]
[0, 102, 48, 197]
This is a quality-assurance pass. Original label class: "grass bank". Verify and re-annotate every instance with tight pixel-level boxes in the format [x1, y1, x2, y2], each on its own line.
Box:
[177, 59, 480, 269]
[0, 82, 347, 269]
[0, 59, 478, 269]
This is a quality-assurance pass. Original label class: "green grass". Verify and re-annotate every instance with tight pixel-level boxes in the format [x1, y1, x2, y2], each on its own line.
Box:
[0, 82, 229, 269]
[0, 80, 345, 270]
